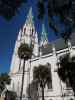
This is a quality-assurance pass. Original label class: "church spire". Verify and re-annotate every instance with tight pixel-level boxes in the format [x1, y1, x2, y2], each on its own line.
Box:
[40, 23, 48, 47]
[20, 7, 35, 46]
[10, 7, 38, 73]
[25, 7, 34, 27]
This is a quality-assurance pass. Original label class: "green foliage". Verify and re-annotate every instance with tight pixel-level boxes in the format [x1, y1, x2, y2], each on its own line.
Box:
[18, 43, 32, 60]
[57, 54, 75, 94]
[37, 0, 74, 40]
[33, 64, 51, 100]
[26, 81, 38, 100]
[37, 1, 45, 20]
[57, 54, 69, 82]
[5, 90, 17, 100]
[0, 0, 27, 20]
[0, 73, 11, 94]
[33, 65, 51, 87]
[18, 43, 32, 100]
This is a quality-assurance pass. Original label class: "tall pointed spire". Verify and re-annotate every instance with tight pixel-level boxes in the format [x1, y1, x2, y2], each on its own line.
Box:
[40, 23, 48, 47]
[10, 7, 38, 74]
[9, 7, 39, 97]
[20, 7, 35, 46]
[25, 7, 34, 27]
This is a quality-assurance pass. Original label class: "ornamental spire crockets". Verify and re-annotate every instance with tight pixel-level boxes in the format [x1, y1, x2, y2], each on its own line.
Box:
[25, 7, 34, 27]
[10, 7, 39, 74]
[20, 7, 35, 46]
[33, 31, 39, 57]
[40, 23, 48, 47]
[24, 7, 36, 46]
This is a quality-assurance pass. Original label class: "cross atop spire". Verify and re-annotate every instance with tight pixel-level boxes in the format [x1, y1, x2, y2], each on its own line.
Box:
[25, 7, 34, 26]
[40, 23, 48, 46]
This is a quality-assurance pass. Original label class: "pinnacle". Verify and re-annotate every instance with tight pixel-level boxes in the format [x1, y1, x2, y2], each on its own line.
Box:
[40, 23, 48, 46]
[25, 7, 34, 26]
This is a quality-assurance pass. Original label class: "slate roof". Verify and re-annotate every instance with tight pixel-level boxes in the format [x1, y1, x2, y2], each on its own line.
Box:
[41, 44, 52, 55]
[53, 38, 68, 51]
[41, 33, 75, 55]
[71, 33, 75, 46]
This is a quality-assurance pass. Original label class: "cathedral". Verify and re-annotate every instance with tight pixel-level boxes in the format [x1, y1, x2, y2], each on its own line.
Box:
[9, 7, 75, 100]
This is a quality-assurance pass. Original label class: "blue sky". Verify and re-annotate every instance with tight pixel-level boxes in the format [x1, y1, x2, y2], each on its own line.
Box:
[0, 0, 61, 73]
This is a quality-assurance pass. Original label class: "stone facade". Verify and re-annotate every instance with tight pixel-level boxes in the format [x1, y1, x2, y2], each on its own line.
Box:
[9, 7, 75, 100]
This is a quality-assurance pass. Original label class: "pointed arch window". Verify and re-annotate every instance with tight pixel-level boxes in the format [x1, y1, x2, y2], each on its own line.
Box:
[17, 81, 20, 96]
[32, 28, 34, 35]
[66, 78, 71, 88]
[21, 30, 23, 38]
[30, 28, 31, 33]
[12, 81, 15, 91]
[18, 59, 21, 71]
[24, 28, 26, 35]
[20, 27, 23, 38]
[46, 63, 52, 89]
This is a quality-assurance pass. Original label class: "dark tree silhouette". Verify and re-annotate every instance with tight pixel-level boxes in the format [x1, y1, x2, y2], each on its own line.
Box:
[37, 0, 75, 41]
[0, 73, 11, 94]
[18, 43, 32, 100]
[0, 0, 74, 41]
[4, 90, 17, 100]
[26, 81, 38, 100]
[57, 54, 75, 95]
[33, 64, 52, 100]
[0, 0, 27, 20]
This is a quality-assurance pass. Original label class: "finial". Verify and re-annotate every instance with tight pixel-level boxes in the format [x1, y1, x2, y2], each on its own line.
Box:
[40, 23, 48, 47]
[25, 7, 34, 26]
